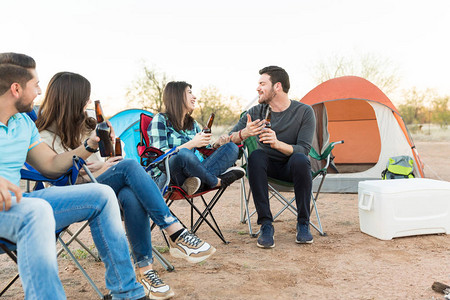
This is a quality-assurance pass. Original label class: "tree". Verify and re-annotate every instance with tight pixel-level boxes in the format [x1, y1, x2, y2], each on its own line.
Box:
[430, 95, 450, 127]
[126, 65, 170, 113]
[192, 86, 242, 127]
[312, 53, 400, 96]
[398, 87, 435, 124]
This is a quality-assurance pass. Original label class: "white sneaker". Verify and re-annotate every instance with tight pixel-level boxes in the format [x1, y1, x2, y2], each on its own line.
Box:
[137, 269, 174, 300]
[168, 229, 216, 263]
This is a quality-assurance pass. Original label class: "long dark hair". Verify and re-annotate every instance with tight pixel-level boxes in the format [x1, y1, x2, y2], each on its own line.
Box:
[36, 72, 96, 150]
[163, 81, 195, 131]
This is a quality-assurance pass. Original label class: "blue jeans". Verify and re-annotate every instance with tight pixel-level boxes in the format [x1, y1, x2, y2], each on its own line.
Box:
[96, 159, 178, 268]
[0, 197, 66, 299]
[25, 183, 145, 300]
[248, 149, 312, 225]
[163, 142, 239, 188]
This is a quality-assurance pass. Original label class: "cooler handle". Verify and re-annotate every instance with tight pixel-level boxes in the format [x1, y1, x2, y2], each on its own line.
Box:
[359, 192, 374, 211]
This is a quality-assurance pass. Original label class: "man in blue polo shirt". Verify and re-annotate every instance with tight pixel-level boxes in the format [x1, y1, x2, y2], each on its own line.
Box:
[0, 53, 147, 300]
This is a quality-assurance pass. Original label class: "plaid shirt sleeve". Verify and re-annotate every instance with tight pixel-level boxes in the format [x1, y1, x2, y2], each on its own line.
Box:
[148, 113, 170, 152]
[193, 121, 202, 134]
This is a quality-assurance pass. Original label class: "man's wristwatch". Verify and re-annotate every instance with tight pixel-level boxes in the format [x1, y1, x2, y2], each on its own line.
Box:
[84, 138, 99, 153]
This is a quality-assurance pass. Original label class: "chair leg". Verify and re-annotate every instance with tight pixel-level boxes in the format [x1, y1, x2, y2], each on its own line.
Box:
[0, 273, 20, 297]
[0, 244, 20, 296]
[309, 174, 327, 236]
[240, 181, 258, 237]
[152, 245, 175, 272]
[190, 190, 229, 244]
[57, 222, 100, 262]
[148, 223, 175, 272]
[58, 237, 105, 299]
[240, 178, 245, 223]
[309, 193, 326, 236]
[166, 189, 229, 244]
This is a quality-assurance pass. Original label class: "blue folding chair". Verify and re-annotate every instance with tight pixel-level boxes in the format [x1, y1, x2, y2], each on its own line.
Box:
[1, 156, 110, 299]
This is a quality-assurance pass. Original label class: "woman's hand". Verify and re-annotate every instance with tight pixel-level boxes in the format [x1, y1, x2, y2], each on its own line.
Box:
[104, 156, 122, 168]
[191, 132, 212, 148]
[81, 156, 123, 179]
[106, 120, 116, 142]
[213, 134, 231, 148]
[85, 161, 104, 173]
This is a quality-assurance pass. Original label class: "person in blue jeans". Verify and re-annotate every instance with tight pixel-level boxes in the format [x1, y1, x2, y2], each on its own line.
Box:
[37, 72, 216, 300]
[0, 53, 147, 299]
[0, 178, 65, 299]
[147, 81, 245, 193]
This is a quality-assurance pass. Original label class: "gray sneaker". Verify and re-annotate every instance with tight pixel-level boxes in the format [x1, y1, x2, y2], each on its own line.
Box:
[181, 177, 201, 195]
[257, 223, 275, 249]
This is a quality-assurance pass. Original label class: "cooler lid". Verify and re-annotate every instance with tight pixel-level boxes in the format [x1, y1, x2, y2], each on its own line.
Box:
[358, 178, 450, 194]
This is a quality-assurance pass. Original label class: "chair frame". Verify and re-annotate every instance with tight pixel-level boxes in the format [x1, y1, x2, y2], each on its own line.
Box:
[240, 139, 344, 237]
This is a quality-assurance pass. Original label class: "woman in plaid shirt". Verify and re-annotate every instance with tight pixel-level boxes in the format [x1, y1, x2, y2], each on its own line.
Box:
[148, 81, 245, 195]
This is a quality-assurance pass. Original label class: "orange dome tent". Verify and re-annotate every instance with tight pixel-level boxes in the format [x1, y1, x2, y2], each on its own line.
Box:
[301, 76, 424, 193]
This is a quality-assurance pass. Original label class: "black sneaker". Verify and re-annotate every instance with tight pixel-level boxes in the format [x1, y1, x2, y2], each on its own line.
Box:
[218, 167, 245, 187]
[257, 223, 275, 249]
[296, 223, 313, 244]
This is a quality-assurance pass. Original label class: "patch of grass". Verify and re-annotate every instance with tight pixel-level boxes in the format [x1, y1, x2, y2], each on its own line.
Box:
[59, 245, 96, 260]
[237, 231, 248, 235]
[336, 221, 353, 226]
[155, 246, 169, 254]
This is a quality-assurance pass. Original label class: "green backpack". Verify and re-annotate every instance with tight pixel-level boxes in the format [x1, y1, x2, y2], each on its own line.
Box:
[381, 155, 415, 180]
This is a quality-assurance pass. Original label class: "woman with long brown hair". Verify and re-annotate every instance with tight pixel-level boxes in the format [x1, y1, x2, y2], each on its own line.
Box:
[37, 72, 216, 300]
[148, 81, 245, 194]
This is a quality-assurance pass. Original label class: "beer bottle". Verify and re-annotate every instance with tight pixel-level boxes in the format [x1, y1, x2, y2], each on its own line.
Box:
[202, 113, 215, 133]
[114, 137, 122, 157]
[95, 100, 114, 157]
[265, 107, 272, 129]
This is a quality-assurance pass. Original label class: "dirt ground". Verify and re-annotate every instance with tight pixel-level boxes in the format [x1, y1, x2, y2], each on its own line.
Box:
[1, 141, 450, 300]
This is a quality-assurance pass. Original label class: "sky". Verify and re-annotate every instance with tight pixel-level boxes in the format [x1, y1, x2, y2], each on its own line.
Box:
[2, 0, 450, 115]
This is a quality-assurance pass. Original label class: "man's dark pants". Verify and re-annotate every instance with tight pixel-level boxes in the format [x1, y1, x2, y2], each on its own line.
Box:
[247, 149, 312, 225]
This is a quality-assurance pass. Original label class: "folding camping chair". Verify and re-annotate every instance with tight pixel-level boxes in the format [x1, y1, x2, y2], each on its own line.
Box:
[1, 156, 110, 299]
[239, 135, 344, 237]
[137, 112, 232, 244]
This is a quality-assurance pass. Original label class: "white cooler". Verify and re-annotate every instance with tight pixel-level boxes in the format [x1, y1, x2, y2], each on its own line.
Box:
[358, 178, 450, 240]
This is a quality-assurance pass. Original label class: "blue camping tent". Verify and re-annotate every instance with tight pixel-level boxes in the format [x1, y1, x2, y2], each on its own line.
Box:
[109, 108, 153, 162]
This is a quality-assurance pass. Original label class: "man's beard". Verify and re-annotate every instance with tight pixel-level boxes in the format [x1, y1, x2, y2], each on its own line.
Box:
[15, 97, 33, 113]
[258, 88, 276, 104]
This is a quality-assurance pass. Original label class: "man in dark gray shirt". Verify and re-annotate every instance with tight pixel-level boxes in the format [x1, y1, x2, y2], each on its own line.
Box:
[229, 66, 316, 248]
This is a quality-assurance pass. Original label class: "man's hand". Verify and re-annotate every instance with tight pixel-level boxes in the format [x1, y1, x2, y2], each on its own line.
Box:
[0, 177, 22, 211]
[244, 114, 265, 137]
[259, 128, 279, 149]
